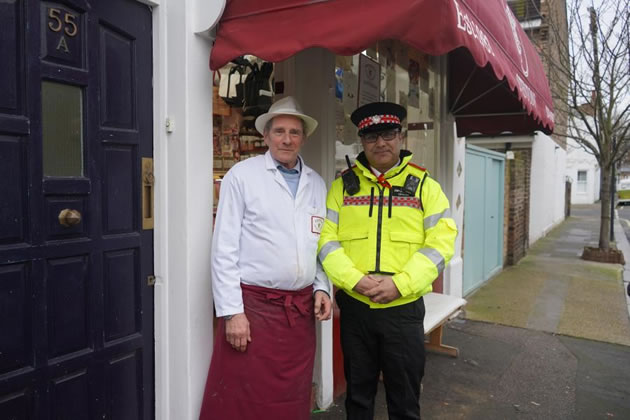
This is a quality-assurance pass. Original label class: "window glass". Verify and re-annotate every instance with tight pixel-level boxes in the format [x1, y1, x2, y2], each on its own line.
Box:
[577, 170, 587, 192]
[42, 81, 84, 177]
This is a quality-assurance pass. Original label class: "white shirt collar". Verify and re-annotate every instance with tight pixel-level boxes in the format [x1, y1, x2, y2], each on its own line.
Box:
[273, 156, 302, 173]
[371, 159, 401, 177]
[265, 151, 304, 174]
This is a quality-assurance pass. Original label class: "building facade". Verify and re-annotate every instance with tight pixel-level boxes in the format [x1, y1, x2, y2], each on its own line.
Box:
[0, 0, 555, 418]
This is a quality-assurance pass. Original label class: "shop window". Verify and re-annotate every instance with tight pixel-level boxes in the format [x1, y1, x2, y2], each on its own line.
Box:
[212, 56, 274, 217]
[333, 40, 441, 176]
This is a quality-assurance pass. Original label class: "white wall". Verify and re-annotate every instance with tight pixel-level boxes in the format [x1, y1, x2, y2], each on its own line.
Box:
[566, 137, 600, 204]
[440, 119, 465, 298]
[152, 0, 221, 419]
[529, 132, 567, 244]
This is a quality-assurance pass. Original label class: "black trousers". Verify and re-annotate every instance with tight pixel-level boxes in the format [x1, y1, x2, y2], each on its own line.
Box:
[336, 290, 426, 420]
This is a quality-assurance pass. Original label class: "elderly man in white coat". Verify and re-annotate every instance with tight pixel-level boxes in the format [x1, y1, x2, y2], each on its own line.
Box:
[200, 96, 332, 420]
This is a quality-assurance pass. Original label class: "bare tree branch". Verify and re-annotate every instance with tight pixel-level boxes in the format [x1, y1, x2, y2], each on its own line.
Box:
[531, 0, 630, 249]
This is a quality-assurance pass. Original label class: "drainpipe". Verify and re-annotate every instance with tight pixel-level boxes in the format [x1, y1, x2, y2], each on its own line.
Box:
[611, 164, 616, 242]
[611, 137, 617, 242]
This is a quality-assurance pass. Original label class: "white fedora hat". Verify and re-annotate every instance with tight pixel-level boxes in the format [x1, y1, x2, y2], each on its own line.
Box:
[255, 96, 318, 137]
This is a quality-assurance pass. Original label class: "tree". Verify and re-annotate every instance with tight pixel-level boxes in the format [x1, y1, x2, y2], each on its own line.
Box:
[537, 0, 630, 251]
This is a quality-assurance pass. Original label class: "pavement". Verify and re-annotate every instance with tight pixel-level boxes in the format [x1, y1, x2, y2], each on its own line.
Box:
[312, 204, 630, 419]
[465, 204, 630, 346]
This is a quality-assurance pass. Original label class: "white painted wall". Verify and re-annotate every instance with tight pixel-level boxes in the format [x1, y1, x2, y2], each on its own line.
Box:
[434, 54, 464, 298]
[440, 112, 465, 298]
[151, 0, 221, 419]
[566, 137, 600, 204]
[529, 132, 567, 244]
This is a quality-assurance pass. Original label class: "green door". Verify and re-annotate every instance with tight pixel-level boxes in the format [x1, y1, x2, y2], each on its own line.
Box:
[463, 145, 505, 295]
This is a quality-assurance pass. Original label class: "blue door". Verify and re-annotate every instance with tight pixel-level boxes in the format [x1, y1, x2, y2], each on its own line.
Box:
[0, 1, 154, 418]
[463, 145, 505, 295]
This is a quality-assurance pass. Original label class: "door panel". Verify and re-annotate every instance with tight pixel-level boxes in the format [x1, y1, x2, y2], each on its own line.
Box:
[484, 159, 502, 276]
[0, 391, 31, 420]
[108, 351, 142, 420]
[0, 263, 31, 374]
[463, 152, 486, 293]
[0, 1, 154, 418]
[46, 255, 90, 358]
[0, 0, 23, 115]
[0, 135, 27, 244]
[103, 249, 139, 342]
[100, 26, 136, 129]
[50, 369, 90, 418]
[104, 146, 137, 233]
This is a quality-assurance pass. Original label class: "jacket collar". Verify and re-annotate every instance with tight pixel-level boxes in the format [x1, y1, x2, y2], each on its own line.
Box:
[355, 149, 413, 180]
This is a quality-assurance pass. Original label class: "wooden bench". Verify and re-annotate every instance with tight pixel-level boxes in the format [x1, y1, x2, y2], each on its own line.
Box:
[423, 292, 467, 357]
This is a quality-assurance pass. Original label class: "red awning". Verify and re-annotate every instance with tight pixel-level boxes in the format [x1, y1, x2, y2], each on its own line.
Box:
[211, 0, 554, 136]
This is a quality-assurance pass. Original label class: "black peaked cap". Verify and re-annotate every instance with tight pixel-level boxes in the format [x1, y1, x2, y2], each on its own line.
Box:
[350, 102, 407, 135]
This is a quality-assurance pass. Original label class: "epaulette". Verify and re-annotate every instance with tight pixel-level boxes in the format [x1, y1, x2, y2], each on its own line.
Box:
[340, 165, 357, 176]
[408, 162, 427, 172]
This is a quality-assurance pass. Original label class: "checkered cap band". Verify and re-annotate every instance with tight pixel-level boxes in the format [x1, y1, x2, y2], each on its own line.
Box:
[357, 114, 401, 131]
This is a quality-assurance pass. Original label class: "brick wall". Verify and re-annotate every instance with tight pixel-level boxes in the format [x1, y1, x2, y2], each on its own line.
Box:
[528, 0, 569, 150]
[505, 149, 532, 265]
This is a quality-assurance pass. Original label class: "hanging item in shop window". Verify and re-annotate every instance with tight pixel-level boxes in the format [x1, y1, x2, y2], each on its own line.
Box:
[335, 68, 344, 100]
[243, 61, 274, 118]
[219, 63, 247, 107]
[213, 71, 231, 116]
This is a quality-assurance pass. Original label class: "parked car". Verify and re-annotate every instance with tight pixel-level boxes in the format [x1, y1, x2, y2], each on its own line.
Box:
[617, 179, 630, 206]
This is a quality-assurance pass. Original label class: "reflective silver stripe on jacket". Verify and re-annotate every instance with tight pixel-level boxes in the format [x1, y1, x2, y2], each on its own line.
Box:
[423, 209, 451, 231]
[319, 241, 341, 262]
[326, 208, 339, 225]
[417, 247, 445, 273]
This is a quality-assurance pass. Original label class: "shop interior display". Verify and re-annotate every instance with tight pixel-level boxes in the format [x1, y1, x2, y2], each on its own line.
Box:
[213, 57, 274, 220]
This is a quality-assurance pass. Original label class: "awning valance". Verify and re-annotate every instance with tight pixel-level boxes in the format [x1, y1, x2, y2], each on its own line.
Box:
[210, 0, 554, 136]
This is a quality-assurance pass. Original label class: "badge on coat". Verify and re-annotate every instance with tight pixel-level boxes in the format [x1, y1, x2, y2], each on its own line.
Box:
[311, 216, 324, 234]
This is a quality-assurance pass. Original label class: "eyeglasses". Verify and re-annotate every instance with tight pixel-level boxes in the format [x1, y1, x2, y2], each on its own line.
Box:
[360, 129, 400, 144]
[271, 128, 304, 139]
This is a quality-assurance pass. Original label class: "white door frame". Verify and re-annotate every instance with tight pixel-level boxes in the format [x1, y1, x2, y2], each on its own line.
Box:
[138, 0, 224, 419]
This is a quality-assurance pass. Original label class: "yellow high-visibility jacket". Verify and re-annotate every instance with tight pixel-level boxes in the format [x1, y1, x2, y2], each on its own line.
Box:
[318, 150, 457, 308]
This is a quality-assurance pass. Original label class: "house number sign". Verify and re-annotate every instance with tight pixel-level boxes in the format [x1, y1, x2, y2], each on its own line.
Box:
[47, 7, 78, 54]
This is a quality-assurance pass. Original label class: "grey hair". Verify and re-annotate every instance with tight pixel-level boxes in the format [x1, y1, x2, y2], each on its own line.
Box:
[263, 116, 307, 136]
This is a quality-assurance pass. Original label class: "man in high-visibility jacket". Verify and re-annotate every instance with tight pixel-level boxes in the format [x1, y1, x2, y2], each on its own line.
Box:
[318, 102, 457, 420]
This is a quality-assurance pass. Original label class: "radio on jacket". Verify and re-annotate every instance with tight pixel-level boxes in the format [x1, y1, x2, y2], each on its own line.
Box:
[342, 154, 360, 195]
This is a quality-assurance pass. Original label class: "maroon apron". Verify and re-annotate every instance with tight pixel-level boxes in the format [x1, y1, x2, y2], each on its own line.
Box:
[199, 284, 316, 420]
